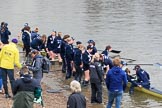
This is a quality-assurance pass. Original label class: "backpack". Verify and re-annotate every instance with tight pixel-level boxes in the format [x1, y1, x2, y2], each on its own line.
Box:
[42, 57, 51, 73]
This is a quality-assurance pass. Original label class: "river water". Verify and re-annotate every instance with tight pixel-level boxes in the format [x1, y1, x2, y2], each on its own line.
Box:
[0, 0, 162, 107]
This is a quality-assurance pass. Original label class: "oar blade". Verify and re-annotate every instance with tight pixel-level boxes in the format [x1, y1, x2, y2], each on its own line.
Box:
[110, 50, 121, 54]
[154, 63, 162, 69]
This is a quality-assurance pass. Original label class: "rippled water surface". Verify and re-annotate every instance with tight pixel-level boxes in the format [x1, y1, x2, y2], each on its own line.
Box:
[1, 0, 162, 107]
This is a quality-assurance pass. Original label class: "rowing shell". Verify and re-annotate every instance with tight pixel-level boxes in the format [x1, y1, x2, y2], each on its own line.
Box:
[127, 82, 162, 98]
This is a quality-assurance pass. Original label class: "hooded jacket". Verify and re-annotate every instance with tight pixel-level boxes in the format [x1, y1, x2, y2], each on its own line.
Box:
[28, 54, 43, 80]
[106, 66, 127, 92]
[0, 42, 22, 69]
[12, 74, 40, 108]
[13, 74, 40, 95]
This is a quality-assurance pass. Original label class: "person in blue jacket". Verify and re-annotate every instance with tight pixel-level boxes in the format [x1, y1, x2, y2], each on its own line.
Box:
[60, 35, 70, 73]
[65, 37, 74, 79]
[102, 45, 113, 71]
[82, 45, 93, 86]
[0, 22, 11, 44]
[46, 30, 59, 61]
[129, 65, 150, 94]
[87, 40, 97, 55]
[105, 58, 127, 108]
[22, 26, 31, 57]
[30, 34, 46, 51]
[31, 27, 39, 41]
[73, 41, 84, 82]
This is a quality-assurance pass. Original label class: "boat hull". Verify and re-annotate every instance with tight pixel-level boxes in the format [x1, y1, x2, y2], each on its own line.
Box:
[127, 82, 162, 98]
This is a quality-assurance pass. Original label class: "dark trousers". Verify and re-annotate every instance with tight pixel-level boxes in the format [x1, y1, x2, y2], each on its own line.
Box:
[65, 59, 72, 79]
[61, 55, 66, 73]
[130, 81, 150, 93]
[74, 65, 83, 82]
[23, 45, 31, 57]
[1, 68, 14, 94]
[91, 82, 102, 103]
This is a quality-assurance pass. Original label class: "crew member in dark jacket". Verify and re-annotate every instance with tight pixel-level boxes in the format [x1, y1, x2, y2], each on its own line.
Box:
[27, 49, 43, 84]
[12, 66, 40, 108]
[82, 45, 93, 86]
[129, 65, 150, 94]
[30, 34, 46, 51]
[102, 45, 113, 70]
[87, 40, 97, 55]
[60, 35, 70, 73]
[106, 58, 127, 108]
[65, 37, 74, 79]
[0, 22, 11, 44]
[22, 26, 31, 57]
[67, 80, 86, 108]
[89, 53, 104, 103]
[31, 27, 39, 41]
[46, 30, 59, 61]
[73, 41, 84, 82]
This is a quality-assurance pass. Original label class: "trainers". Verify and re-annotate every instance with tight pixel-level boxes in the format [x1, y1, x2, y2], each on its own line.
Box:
[5, 94, 11, 98]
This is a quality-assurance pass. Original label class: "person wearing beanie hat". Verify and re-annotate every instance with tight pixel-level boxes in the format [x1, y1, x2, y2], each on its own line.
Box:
[12, 38, 18, 44]
[0, 38, 22, 98]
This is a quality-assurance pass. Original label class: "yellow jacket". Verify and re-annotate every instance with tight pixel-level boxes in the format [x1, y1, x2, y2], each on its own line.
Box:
[0, 42, 22, 69]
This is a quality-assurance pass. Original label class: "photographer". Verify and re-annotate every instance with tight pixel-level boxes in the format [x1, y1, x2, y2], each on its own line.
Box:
[0, 22, 11, 44]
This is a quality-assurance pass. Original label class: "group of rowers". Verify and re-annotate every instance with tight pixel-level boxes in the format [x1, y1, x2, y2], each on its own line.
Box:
[0, 22, 151, 107]
[20, 23, 150, 91]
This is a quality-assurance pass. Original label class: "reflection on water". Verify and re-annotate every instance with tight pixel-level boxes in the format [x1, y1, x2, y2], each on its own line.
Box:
[1, 0, 162, 107]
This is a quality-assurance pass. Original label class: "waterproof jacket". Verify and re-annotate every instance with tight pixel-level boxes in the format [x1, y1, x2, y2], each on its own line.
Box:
[13, 74, 40, 95]
[73, 48, 82, 66]
[102, 50, 113, 68]
[46, 35, 58, 52]
[31, 31, 39, 41]
[106, 66, 127, 92]
[0, 27, 11, 44]
[28, 54, 43, 81]
[65, 43, 74, 61]
[30, 37, 45, 51]
[82, 51, 91, 68]
[136, 69, 150, 83]
[90, 46, 97, 55]
[0, 42, 22, 69]
[22, 30, 31, 47]
[89, 61, 103, 83]
[67, 92, 86, 108]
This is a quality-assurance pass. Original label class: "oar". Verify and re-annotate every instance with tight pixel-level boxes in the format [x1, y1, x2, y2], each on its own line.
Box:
[110, 50, 121, 54]
[126, 63, 162, 68]
[98, 50, 121, 54]
[120, 57, 136, 62]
